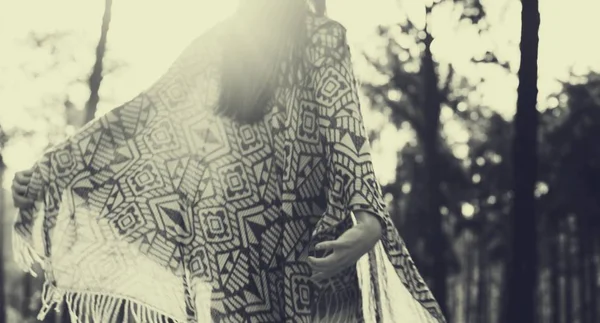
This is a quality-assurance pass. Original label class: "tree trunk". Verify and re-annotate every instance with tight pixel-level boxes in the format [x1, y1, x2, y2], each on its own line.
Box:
[472, 235, 481, 323]
[565, 219, 574, 323]
[465, 231, 473, 323]
[56, 3, 115, 323]
[550, 219, 561, 323]
[44, 312, 57, 323]
[578, 215, 590, 323]
[478, 233, 489, 323]
[590, 233, 598, 323]
[22, 275, 33, 318]
[505, 0, 540, 322]
[84, 0, 113, 123]
[420, 13, 447, 316]
[560, 227, 567, 323]
[594, 236, 600, 322]
[313, 0, 327, 16]
[0, 154, 6, 323]
[60, 302, 71, 322]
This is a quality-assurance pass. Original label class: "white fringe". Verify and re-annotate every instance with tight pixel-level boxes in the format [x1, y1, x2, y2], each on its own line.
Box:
[37, 281, 186, 323]
[352, 210, 439, 323]
[367, 241, 438, 323]
[12, 229, 45, 278]
[357, 250, 377, 323]
[12, 230, 187, 323]
[62, 286, 184, 323]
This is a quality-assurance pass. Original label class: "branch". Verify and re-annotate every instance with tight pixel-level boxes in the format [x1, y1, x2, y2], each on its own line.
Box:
[362, 52, 392, 77]
[28, 31, 69, 48]
[363, 83, 425, 138]
[442, 64, 455, 99]
[471, 51, 510, 71]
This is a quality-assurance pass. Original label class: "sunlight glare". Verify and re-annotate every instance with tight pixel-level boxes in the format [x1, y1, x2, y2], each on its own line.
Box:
[461, 203, 475, 218]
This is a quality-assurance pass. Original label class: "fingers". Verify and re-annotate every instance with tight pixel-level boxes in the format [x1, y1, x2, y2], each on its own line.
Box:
[314, 240, 344, 251]
[12, 169, 36, 207]
[20, 168, 35, 176]
[309, 224, 381, 282]
[12, 194, 35, 208]
[12, 182, 35, 208]
[309, 261, 352, 282]
[310, 270, 334, 282]
[307, 254, 339, 270]
[12, 181, 29, 195]
[314, 230, 358, 250]
[308, 252, 354, 282]
[15, 170, 33, 185]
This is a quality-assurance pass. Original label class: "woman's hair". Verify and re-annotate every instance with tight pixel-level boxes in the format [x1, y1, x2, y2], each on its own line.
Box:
[216, 0, 326, 123]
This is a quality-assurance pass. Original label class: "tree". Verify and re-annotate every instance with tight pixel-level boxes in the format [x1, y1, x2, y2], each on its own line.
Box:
[0, 128, 6, 323]
[362, 0, 494, 316]
[505, 0, 540, 322]
[537, 73, 600, 323]
[0, 0, 115, 321]
[84, 0, 114, 123]
[59, 2, 115, 322]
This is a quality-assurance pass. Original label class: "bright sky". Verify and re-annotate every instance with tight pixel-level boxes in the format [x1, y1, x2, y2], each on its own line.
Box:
[1, 0, 599, 190]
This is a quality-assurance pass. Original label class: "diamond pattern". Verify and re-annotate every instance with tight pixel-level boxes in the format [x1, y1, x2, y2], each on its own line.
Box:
[13, 14, 445, 323]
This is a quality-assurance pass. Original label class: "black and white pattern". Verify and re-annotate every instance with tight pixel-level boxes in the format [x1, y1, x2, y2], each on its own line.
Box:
[13, 14, 446, 323]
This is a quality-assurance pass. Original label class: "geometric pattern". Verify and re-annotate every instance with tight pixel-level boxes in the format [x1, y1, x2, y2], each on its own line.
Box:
[13, 14, 446, 323]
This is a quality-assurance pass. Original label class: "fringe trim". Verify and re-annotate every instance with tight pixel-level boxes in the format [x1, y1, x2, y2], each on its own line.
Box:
[12, 229, 45, 277]
[356, 249, 376, 323]
[12, 231, 188, 323]
[371, 242, 439, 323]
[36, 282, 188, 323]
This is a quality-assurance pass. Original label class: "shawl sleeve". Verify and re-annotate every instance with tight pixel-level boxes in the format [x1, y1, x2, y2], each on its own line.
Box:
[12, 27, 220, 272]
[12, 26, 224, 322]
[309, 21, 447, 323]
[12, 95, 154, 267]
[310, 22, 389, 232]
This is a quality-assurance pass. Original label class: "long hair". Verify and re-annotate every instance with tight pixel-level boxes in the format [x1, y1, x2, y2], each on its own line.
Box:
[216, 0, 326, 123]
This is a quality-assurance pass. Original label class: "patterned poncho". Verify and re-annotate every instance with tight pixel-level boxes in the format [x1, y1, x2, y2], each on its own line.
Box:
[13, 15, 446, 323]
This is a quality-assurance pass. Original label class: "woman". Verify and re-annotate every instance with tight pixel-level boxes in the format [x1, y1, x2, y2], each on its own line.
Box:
[11, 0, 446, 322]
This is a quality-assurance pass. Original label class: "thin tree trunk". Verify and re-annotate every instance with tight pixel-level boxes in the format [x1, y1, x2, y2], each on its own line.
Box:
[0, 154, 6, 323]
[592, 237, 600, 322]
[59, 302, 70, 323]
[472, 236, 481, 323]
[505, 0, 540, 323]
[84, 0, 113, 123]
[478, 233, 489, 323]
[22, 275, 33, 318]
[57, 3, 114, 323]
[465, 231, 473, 323]
[578, 215, 590, 323]
[590, 234, 598, 323]
[420, 8, 447, 316]
[44, 312, 57, 323]
[496, 263, 506, 323]
[550, 218, 561, 323]
[313, 0, 327, 16]
[559, 227, 567, 323]
[565, 220, 573, 323]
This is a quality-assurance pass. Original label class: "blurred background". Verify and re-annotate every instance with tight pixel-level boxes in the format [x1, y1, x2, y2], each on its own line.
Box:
[1, 0, 599, 322]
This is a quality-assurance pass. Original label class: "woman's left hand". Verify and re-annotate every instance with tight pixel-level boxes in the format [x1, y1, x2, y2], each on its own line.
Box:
[308, 211, 383, 282]
[12, 168, 35, 208]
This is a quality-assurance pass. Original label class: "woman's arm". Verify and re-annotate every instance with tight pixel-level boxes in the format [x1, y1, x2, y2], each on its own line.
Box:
[307, 20, 390, 280]
[312, 20, 389, 233]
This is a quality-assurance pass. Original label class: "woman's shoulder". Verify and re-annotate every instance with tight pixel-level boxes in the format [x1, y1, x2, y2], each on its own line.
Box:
[305, 14, 348, 46]
[304, 15, 350, 66]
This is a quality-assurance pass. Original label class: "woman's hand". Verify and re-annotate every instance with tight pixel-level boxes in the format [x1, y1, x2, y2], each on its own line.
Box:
[12, 168, 35, 208]
[308, 211, 383, 282]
